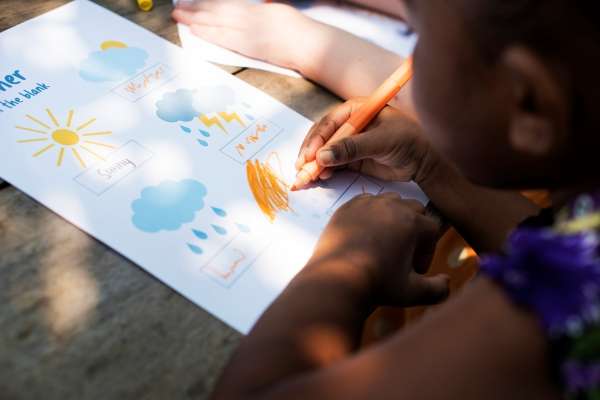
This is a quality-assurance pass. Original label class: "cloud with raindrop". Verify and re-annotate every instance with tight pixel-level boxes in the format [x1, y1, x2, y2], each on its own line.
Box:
[155, 86, 246, 140]
[131, 179, 207, 233]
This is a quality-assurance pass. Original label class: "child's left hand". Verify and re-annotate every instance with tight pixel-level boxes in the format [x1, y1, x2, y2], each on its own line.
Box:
[172, 0, 317, 71]
[308, 193, 449, 307]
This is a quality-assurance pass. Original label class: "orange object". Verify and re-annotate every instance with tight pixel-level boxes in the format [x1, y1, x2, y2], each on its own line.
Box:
[292, 57, 413, 190]
[246, 155, 292, 222]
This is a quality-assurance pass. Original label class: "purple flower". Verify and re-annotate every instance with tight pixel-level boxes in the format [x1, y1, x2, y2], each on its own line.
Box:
[563, 361, 600, 392]
[481, 228, 600, 336]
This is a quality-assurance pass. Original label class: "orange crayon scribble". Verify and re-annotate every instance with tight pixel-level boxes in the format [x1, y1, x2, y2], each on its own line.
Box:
[246, 156, 291, 222]
[235, 143, 246, 157]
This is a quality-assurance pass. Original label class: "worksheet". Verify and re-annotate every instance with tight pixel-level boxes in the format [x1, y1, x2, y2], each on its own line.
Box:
[174, 0, 417, 78]
[0, 0, 426, 333]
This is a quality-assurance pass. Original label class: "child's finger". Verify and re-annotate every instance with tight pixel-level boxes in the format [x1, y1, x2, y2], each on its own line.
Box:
[405, 273, 449, 306]
[295, 101, 357, 169]
[173, 7, 245, 29]
[413, 214, 443, 274]
[318, 168, 334, 180]
[316, 125, 388, 167]
[172, 9, 207, 26]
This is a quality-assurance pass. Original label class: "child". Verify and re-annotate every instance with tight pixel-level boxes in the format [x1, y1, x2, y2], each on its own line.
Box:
[173, 0, 536, 318]
[172, 0, 535, 241]
[206, 0, 600, 399]
[172, 0, 418, 114]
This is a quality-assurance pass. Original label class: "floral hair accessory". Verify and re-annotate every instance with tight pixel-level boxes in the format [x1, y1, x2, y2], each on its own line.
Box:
[480, 192, 600, 398]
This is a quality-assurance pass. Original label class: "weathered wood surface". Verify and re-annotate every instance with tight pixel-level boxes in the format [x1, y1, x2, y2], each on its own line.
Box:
[0, 1, 340, 399]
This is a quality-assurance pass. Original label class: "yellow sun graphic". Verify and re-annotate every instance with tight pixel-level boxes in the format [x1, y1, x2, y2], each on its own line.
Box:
[15, 108, 114, 168]
[100, 40, 127, 51]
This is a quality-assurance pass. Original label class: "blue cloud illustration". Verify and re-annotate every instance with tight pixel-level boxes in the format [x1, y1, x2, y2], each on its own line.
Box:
[155, 86, 237, 123]
[131, 179, 208, 233]
[155, 89, 198, 122]
[80, 47, 148, 82]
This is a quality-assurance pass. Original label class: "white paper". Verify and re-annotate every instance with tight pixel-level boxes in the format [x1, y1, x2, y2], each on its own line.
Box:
[174, 0, 416, 77]
[0, 0, 426, 333]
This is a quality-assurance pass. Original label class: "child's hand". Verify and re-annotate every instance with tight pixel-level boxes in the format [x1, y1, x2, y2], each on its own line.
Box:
[296, 98, 441, 183]
[172, 0, 316, 71]
[309, 193, 448, 306]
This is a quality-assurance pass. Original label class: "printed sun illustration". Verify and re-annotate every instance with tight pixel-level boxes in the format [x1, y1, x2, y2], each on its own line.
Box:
[15, 108, 114, 168]
[100, 40, 127, 50]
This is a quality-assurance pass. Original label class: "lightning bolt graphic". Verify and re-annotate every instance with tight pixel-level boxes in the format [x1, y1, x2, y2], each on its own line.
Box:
[218, 111, 246, 127]
[199, 114, 227, 134]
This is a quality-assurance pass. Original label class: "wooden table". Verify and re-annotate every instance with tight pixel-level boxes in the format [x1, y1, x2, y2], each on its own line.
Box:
[0, 1, 340, 398]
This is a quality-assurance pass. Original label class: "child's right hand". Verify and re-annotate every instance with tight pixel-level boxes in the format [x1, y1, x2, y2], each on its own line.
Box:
[309, 193, 448, 307]
[296, 98, 442, 183]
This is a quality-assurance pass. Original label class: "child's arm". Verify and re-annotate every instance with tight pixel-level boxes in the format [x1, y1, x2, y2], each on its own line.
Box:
[211, 196, 559, 400]
[296, 100, 539, 254]
[171, 1, 415, 113]
[346, 0, 408, 20]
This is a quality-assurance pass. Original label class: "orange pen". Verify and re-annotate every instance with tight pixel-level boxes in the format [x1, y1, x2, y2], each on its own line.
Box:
[291, 56, 413, 191]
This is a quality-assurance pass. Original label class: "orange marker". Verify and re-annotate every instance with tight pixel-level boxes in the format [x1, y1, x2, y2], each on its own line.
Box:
[291, 57, 413, 191]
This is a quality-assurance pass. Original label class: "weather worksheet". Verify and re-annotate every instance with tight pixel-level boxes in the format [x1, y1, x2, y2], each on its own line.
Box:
[0, 0, 426, 333]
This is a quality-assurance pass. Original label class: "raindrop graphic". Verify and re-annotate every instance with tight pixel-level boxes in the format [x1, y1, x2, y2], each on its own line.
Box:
[245, 114, 255, 121]
[180, 125, 192, 134]
[236, 223, 251, 233]
[192, 229, 208, 240]
[199, 129, 210, 137]
[211, 207, 227, 217]
[211, 224, 227, 235]
[188, 243, 203, 254]
[197, 139, 209, 147]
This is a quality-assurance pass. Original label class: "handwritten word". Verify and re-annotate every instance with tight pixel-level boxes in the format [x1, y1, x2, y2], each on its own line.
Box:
[97, 158, 136, 180]
[124, 65, 166, 95]
[235, 124, 267, 156]
[75, 140, 153, 196]
[221, 119, 283, 164]
[113, 64, 176, 103]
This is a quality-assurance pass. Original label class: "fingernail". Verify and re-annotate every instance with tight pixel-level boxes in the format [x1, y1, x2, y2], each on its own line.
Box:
[317, 149, 335, 165]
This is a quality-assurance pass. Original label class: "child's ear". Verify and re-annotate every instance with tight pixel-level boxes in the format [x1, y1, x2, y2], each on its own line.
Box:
[500, 46, 569, 157]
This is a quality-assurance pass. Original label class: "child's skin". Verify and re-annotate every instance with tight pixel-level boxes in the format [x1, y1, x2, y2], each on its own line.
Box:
[172, 0, 416, 113]
[207, 0, 600, 398]
[348, 0, 408, 19]
[172, 0, 540, 253]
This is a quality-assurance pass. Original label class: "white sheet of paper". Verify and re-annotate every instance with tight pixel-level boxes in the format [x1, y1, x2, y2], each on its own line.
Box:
[0, 0, 426, 333]
[174, 0, 416, 77]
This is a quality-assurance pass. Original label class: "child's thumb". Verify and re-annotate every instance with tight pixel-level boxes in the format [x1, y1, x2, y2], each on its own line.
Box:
[405, 273, 450, 306]
[316, 132, 386, 167]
